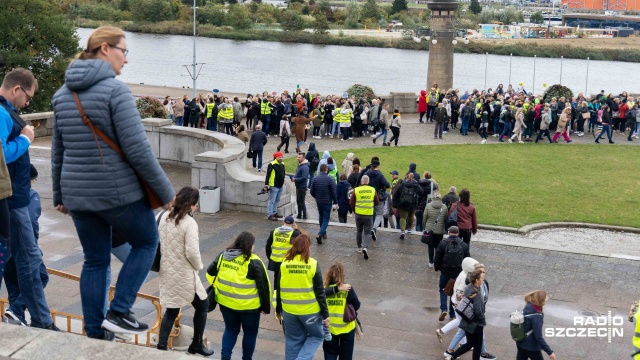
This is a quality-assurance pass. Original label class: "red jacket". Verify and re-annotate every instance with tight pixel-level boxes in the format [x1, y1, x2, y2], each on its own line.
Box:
[452, 202, 478, 234]
[418, 90, 427, 113]
[619, 103, 629, 120]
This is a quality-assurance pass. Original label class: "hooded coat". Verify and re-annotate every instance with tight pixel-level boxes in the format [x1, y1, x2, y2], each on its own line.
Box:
[305, 142, 319, 173]
[342, 153, 355, 177]
[418, 90, 427, 113]
[408, 163, 420, 181]
[51, 59, 174, 211]
[452, 257, 478, 305]
[318, 150, 330, 171]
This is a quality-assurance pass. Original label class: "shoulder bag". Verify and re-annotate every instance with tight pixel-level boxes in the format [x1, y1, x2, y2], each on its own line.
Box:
[149, 209, 168, 272]
[73, 92, 163, 209]
[205, 253, 224, 312]
[343, 302, 357, 323]
[455, 295, 475, 322]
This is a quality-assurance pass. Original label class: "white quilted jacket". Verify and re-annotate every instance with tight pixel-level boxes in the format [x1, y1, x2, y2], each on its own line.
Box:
[158, 211, 207, 308]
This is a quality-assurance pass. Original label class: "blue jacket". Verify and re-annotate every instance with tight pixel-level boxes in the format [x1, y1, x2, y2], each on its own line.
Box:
[517, 302, 553, 355]
[310, 172, 337, 205]
[51, 59, 174, 211]
[294, 161, 309, 189]
[336, 180, 350, 214]
[0, 97, 31, 209]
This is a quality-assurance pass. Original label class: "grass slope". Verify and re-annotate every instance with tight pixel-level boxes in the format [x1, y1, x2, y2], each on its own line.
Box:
[285, 144, 639, 228]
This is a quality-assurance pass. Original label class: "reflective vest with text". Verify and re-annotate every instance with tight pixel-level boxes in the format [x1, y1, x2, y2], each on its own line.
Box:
[279, 255, 320, 315]
[354, 185, 375, 216]
[326, 284, 356, 335]
[270, 227, 294, 263]
[214, 253, 268, 311]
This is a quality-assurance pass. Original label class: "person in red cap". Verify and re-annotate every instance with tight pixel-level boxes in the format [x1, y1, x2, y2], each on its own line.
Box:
[265, 152, 286, 220]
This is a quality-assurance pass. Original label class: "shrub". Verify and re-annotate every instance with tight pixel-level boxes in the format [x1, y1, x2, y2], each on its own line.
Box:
[346, 84, 376, 102]
[132, 0, 176, 22]
[543, 84, 574, 102]
[137, 96, 168, 119]
[280, 10, 306, 31]
[226, 5, 252, 29]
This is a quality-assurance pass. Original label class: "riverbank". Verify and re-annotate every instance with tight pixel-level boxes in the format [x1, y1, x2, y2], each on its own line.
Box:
[76, 19, 640, 62]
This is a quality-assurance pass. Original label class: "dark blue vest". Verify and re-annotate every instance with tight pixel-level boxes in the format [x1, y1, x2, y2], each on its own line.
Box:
[0, 97, 30, 209]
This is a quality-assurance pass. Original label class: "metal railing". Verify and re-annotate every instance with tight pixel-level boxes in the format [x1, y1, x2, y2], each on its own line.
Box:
[0, 268, 182, 348]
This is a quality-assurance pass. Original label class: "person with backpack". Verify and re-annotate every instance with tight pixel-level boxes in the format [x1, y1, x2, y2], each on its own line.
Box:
[515, 290, 556, 360]
[363, 158, 390, 240]
[434, 226, 470, 323]
[445, 266, 488, 360]
[392, 173, 423, 240]
[305, 142, 320, 188]
[416, 171, 438, 233]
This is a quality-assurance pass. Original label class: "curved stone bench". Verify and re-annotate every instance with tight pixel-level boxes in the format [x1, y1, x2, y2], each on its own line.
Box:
[142, 118, 294, 216]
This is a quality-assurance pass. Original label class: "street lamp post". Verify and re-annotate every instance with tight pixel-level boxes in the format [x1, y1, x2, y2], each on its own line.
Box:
[559, 56, 563, 85]
[532, 55, 536, 95]
[484, 52, 488, 90]
[508, 53, 512, 86]
[192, 0, 197, 99]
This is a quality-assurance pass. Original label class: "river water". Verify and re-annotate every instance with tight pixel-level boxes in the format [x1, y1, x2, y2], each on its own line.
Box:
[77, 27, 639, 95]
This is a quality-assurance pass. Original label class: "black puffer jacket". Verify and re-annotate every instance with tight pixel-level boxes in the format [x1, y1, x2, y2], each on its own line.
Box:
[392, 180, 423, 211]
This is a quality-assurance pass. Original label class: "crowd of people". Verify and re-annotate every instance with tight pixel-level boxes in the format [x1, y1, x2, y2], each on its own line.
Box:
[2, 26, 639, 360]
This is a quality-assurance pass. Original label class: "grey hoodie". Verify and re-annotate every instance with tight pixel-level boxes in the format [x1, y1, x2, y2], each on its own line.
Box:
[51, 59, 174, 211]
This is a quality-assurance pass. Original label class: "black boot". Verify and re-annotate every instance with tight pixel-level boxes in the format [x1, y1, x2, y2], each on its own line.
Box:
[188, 339, 214, 356]
[188, 309, 214, 356]
[157, 309, 178, 351]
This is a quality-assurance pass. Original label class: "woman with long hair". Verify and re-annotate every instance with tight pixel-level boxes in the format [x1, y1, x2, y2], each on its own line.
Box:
[157, 187, 212, 355]
[206, 232, 271, 360]
[516, 291, 556, 360]
[323, 263, 360, 360]
[452, 189, 477, 247]
[51, 26, 175, 339]
[276, 234, 329, 360]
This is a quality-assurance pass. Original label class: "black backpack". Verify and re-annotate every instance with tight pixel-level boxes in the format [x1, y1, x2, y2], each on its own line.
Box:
[399, 184, 417, 208]
[442, 238, 465, 270]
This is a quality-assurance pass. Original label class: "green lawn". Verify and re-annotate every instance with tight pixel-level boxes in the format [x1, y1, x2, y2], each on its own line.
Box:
[284, 144, 640, 228]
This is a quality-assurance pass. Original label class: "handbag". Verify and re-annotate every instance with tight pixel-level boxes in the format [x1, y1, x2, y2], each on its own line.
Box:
[443, 278, 456, 297]
[421, 205, 445, 245]
[581, 112, 590, 120]
[205, 253, 224, 312]
[73, 92, 163, 209]
[247, 147, 255, 159]
[455, 296, 475, 322]
[355, 318, 364, 340]
[150, 209, 168, 272]
[343, 303, 357, 323]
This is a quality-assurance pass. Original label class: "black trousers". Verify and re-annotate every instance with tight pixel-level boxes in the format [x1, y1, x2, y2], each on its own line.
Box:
[516, 346, 545, 360]
[158, 294, 208, 347]
[459, 228, 472, 247]
[451, 325, 484, 360]
[296, 187, 307, 217]
[322, 328, 355, 360]
[389, 126, 400, 145]
[277, 136, 290, 152]
[535, 129, 552, 143]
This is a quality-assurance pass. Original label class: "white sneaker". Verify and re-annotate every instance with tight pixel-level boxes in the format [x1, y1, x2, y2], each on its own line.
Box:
[508, 139, 513, 143]
[518, 140, 524, 144]
[492, 134, 498, 137]
[349, 137, 353, 139]
[341, 139, 345, 141]
[481, 139, 487, 144]
[442, 131, 448, 134]
[428, 263, 434, 268]
[370, 134, 376, 138]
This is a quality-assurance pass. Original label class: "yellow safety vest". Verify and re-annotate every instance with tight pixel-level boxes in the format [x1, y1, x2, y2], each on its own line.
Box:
[219, 106, 233, 120]
[212, 253, 269, 311]
[270, 227, 294, 263]
[634, 308, 640, 360]
[354, 185, 375, 216]
[261, 101, 271, 115]
[326, 285, 356, 335]
[206, 103, 216, 118]
[268, 159, 279, 187]
[328, 168, 338, 183]
[279, 255, 321, 315]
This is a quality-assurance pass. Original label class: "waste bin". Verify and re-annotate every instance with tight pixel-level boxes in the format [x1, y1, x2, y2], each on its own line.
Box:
[199, 186, 220, 214]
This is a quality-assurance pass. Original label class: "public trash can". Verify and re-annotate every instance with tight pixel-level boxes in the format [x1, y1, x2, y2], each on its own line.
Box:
[199, 186, 220, 214]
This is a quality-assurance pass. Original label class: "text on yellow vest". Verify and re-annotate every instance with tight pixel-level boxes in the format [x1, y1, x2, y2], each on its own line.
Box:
[326, 285, 357, 335]
[354, 185, 375, 216]
[279, 255, 321, 315]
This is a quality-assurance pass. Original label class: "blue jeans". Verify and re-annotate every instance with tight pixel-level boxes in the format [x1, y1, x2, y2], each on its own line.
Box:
[297, 140, 304, 149]
[500, 122, 512, 139]
[374, 129, 387, 143]
[267, 186, 283, 216]
[461, 116, 470, 135]
[7, 206, 52, 328]
[596, 124, 612, 141]
[3, 256, 49, 324]
[439, 272, 455, 318]
[220, 305, 261, 360]
[69, 198, 158, 338]
[282, 311, 324, 360]
[175, 116, 183, 127]
[449, 328, 487, 353]
[331, 122, 341, 137]
[307, 171, 315, 189]
[317, 203, 332, 237]
[262, 115, 271, 134]
[493, 118, 500, 135]
[252, 149, 263, 170]
[206, 117, 216, 131]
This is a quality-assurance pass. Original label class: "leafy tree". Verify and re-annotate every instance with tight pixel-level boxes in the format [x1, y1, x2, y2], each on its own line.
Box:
[530, 11, 544, 24]
[280, 9, 306, 31]
[346, 84, 376, 102]
[469, 0, 482, 15]
[391, 0, 408, 14]
[132, 0, 176, 22]
[361, 0, 379, 21]
[225, 4, 252, 29]
[197, 4, 225, 25]
[313, 13, 329, 34]
[0, 0, 79, 112]
[227, 0, 238, 4]
[119, 0, 132, 11]
[344, 0, 361, 29]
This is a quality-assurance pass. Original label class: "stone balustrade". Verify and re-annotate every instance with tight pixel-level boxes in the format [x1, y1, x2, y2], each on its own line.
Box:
[142, 118, 295, 216]
[22, 111, 54, 138]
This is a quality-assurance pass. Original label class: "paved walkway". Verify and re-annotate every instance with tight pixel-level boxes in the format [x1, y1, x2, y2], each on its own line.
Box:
[2, 153, 638, 359]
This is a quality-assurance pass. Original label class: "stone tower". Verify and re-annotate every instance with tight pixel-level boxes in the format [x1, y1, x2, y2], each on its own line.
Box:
[426, 0, 458, 91]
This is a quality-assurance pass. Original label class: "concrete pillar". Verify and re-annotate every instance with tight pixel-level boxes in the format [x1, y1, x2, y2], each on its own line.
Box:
[426, 1, 458, 91]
